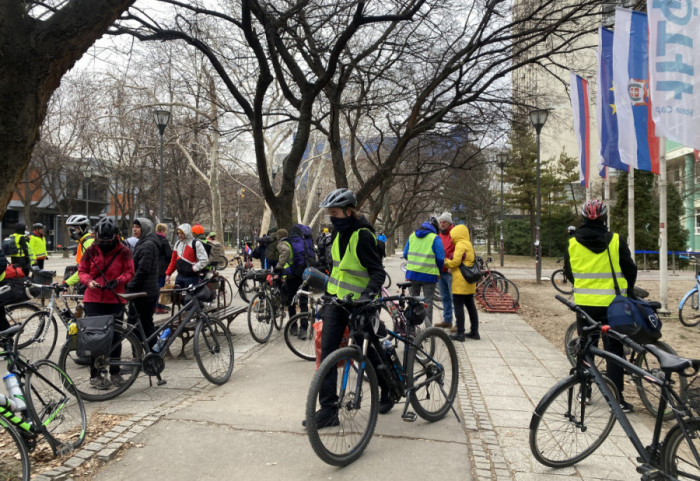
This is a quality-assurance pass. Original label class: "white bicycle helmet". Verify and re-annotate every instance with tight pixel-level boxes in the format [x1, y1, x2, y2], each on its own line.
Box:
[66, 214, 91, 240]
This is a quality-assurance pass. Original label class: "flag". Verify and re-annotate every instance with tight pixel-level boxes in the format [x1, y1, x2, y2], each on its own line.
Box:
[597, 27, 629, 174]
[570, 72, 590, 188]
[612, 8, 660, 174]
[647, 1, 700, 150]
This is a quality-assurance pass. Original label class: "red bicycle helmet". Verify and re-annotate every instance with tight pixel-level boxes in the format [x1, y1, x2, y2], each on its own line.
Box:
[581, 199, 608, 221]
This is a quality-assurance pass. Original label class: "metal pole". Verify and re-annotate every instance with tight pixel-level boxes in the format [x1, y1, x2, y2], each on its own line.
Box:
[237, 190, 240, 253]
[535, 132, 542, 284]
[500, 164, 504, 267]
[659, 137, 669, 314]
[85, 178, 89, 218]
[159, 133, 164, 222]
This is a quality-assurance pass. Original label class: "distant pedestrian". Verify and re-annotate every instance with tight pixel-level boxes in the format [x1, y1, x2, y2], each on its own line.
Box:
[434, 212, 455, 330]
[154, 223, 172, 314]
[403, 217, 444, 327]
[8, 223, 33, 272]
[444, 224, 479, 341]
[28, 223, 48, 269]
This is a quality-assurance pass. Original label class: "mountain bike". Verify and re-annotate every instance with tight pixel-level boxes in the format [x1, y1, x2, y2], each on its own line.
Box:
[678, 262, 700, 327]
[550, 258, 573, 295]
[305, 294, 460, 466]
[57, 277, 234, 402]
[0, 324, 87, 481]
[247, 272, 285, 343]
[530, 295, 700, 479]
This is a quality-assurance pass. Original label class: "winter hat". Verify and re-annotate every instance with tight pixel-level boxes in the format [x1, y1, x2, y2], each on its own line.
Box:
[438, 212, 453, 224]
[277, 228, 288, 239]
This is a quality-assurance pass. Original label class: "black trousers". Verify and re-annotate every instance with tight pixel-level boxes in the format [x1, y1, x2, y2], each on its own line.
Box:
[130, 295, 158, 348]
[283, 276, 308, 319]
[576, 312, 626, 399]
[84, 302, 125, 377]
[453, 294, 479, 335]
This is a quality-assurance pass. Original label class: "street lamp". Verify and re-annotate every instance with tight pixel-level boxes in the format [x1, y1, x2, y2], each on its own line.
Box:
[83, 170, 92, 219]
[529, 108, 549, 284]
[237, 188, 245, 252]
[496, 152, 508, 267]
[153, 109, 171, 222]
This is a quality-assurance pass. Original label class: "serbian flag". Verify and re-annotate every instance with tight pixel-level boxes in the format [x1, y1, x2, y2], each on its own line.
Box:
[570, 72, 590, 187]
[245, 244, 252, 256]
[612, 8, 659, 174]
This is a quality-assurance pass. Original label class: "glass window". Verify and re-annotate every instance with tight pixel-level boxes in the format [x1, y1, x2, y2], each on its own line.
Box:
[695, 209, 700, 235]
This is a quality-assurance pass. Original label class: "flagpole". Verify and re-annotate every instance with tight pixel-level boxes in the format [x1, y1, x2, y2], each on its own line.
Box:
[659, 137, 669, 314]
[628, 168, 635, 259]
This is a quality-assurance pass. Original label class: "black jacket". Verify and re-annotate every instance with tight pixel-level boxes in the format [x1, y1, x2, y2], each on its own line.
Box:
[156, 233, 172, 278]
[330, 216, 385, 296]
[128, 222, 160, 297]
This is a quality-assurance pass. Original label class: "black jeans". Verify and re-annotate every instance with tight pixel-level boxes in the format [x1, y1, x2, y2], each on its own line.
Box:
[453, 294, 478, 335]
[283, 276, 308, 321]
[84, 302, 125, 377]
[130, 296, 158, 348]
[576, 312, 626, 399]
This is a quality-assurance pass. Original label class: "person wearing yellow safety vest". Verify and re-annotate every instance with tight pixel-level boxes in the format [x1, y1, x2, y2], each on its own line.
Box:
[563, 198, 638, 413]
[9, 223, 34, 273]
[402, 217, 445, 327]
[63, 214, 95, 290]
[0, 249, 9, 330]
[28, 223, 48, 269]
[302, 188, 387, 429]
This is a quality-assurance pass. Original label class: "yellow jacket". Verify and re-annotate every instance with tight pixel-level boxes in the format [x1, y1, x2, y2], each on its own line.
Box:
[444, 224, 476, 295]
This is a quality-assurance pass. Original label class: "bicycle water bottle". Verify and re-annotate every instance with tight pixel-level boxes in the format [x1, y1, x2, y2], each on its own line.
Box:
[153, 328, 171, 353]
[3, 373, 26, 411]
[382, 339, 403, 382]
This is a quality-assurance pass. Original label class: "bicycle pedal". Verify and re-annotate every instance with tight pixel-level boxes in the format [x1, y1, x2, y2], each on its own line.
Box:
[402, 411, 417, 422]
[56, 443, 75, 456]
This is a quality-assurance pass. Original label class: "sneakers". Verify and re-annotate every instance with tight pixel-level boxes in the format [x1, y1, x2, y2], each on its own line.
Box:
[434, 321, 453, 328]
[465, 332, 481, 340]
[302, 408, 339, 428]
[155, 307, 168, 315]
[379, 393, 395, 414]
[110, 373, 126, 387]
[297, 327, 307, 341]
[289, 324, 298, 336]
[449, 333, 465, 342]
[89, 374, 112, 390]
[620, 400, 634, 413]
[450, 325, 458, 333]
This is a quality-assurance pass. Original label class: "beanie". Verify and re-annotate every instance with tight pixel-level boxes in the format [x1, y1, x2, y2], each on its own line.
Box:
[277, 228, 288, 239]
[438, 212, 453, 224]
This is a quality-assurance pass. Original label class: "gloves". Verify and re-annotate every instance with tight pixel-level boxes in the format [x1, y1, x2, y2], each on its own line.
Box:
[106, 280, 118, 290]
[359, 291, 376, 302]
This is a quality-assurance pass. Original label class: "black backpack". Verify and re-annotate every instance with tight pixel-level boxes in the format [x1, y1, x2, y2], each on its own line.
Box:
[2, 237, 18, 257]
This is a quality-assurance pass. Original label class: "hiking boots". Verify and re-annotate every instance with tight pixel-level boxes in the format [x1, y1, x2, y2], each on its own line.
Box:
[302, 408, 339, 429]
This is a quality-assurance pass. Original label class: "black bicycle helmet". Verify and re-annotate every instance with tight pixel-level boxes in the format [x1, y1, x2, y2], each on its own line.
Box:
[95, 217, 119, 241]
[319, 188, 357, 208]
[428, 216, 439, 232]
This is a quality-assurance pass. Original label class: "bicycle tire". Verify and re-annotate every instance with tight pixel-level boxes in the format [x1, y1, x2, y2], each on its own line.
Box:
[14, 311, 58, 361]
[238, 277, 259, 304]
[633, 340, 687, 420]
[530, 373, 618, 468]
[284, 312, 315, 361]
[217, 278, 234, 308]
[662, 417, 700, 478]
[5, 302, 41, 328]
[213, 255, 228, 271]
[383, 270, 391, 289]
[273, 291, 284, 331]
[679, 288, 700, 327]
[233, 267, 244, 287]
[564, 321, 578, 367]
[0, 419, 30, 481]
[25, 359, 87, 453]
[247, 292, 274, 343]
[305, 347, 379, 466]
[551, 269, 573, 295]
[194, 316, 234, 385]
[57, 325, 143, 402]
[482, 278, 520, 310]
[406, 327, 458, 422]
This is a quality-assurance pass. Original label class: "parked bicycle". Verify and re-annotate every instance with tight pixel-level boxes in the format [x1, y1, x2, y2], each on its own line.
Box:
[237, 268, 266, 304]
[679, 261, 700, 327]
[58, 277, 234, 402]
[305, 294, 460, 466]
[550, 258, 573, 295]
[475, 256, 519, 309]
[0, 324, 87, 481]
[530, 295, 700, 479]
[247, 272, 285, 343]
[231, 255, 252, 287]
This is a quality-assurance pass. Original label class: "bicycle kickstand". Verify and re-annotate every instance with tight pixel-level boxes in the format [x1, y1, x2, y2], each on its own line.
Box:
[440, 384, 462, 423]
[148, 374, 167, 387]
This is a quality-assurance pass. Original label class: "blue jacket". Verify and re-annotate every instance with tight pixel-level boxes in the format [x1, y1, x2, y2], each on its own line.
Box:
[403, 222, 445, 283]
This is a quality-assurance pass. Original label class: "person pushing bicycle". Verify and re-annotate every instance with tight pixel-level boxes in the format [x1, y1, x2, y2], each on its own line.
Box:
[303, 188, 389, 428]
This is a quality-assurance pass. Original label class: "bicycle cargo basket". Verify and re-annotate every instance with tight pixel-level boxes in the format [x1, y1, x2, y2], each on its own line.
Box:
[32, 269, 55, 299]
[406, 299, 428, 326]
[302, 266, 329, 292]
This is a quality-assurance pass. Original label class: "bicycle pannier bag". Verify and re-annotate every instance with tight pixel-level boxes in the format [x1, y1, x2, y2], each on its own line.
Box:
[406, 299, 428, 326]
[607, 296, 662, 344]
[459, 261, 482, 284]
[76, 315, 114, 358]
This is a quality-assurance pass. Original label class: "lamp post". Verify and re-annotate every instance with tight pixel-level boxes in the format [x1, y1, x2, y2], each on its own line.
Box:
[316, 186, 323, 234]
[153, 109, 171, 222]
[84, 172, 91, 219]
[237, 188, 245, 252]
[529, 108, 549, 284]
[497, 152, 508, 267]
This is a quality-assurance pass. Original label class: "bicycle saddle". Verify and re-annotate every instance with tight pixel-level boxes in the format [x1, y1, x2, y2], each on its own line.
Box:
[647, 301, 662, 311]
[645, 344, 697, 373]
[118, 292, 149, 301]
[397, 281, 412, 289]
[0, 324, 22, 339]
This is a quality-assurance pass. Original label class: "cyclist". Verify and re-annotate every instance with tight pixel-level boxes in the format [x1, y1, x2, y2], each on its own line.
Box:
[78, 217, 134, 389]
[8, 223, 34, 273]
[64, 214, 95, 290]
[303, 188, 388, 428]
[164, 223, 209, 288]
[126, 218, 160, 346]
[28, 223, 48, 269]
[567, 225, 576, 237]
[563, 199, 637, 412]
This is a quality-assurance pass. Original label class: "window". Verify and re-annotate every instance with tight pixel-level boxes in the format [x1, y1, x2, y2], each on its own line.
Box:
[695, 209, 700, 235]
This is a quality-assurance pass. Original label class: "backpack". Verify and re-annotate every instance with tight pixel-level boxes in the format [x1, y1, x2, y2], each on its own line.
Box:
[193, 239, 214, 260]
[2, 237, 19, 257]
[287, 224, 317, 276]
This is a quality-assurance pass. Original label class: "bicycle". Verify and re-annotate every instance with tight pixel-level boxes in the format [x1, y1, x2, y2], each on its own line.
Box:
[678, 262, 700, 327]
[305, 294, 460, 466]
[284, 290, 326, 361]
[530, 294, 700, 479]
[247, 272, 285, 343]
[475, 256, 519, 309]
[231, 255, 252, 287]
[170, 265, 234, 316]
[550, 257, 573, 295]
[0, 324, 87, 481]
[237, 268, 265, 303]
[57, 277, 234, 402]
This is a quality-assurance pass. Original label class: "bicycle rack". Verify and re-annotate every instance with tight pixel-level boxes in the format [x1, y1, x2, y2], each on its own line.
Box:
[475, 285, 520, 313]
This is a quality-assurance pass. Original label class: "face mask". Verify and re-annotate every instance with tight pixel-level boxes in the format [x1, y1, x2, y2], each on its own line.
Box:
[330, 216, 352, 232]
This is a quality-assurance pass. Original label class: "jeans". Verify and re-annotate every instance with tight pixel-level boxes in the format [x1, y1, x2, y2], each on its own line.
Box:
[157, 275, 166, 309]
[437, 272, 454, 325]
[453, 294, 478, 335]
[408, 281, 437, 326]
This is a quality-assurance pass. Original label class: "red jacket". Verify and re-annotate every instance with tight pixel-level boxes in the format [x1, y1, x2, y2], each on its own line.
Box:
[79, 244, 134, 304]
[439, 225, 455, 273]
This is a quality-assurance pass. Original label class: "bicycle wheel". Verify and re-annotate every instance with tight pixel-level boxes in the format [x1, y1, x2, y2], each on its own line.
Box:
[58, 325, 143, 402]
[306, 347, 379, 466]
[662, 418, 700, 479]
[247, 292, 274, 343]
[482, 278, 520, 310]
[530, 373, 618, 468]
[400, 261, 407, 272]
[5, 302, 41, 328]
[679, 289, 700, 327]
[194, 315, 234, 385]
[233, 267, 244, 287]
[633, 341, 687, 420]
[564, 321, 578, 367]
[273, 293, 284, 331]
[406, 327, 458, 422]
[551, 269, 573, 295]
[238, 277, 259, 304]
[383, 270, 391, 289]
[0, 419, 30, 481]
[25, 359, 87, 453]
[284, 312, 315, 361]
[216, 278, 234, 308]
[14, 311, 58, 361]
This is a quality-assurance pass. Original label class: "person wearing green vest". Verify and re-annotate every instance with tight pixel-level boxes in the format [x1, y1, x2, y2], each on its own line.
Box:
[302, 188, 387, 429]
[402, 217, 445, 327]
[9, 223, 34, 273]
[28, 223, 48, 269]
[563, 198, 637, 413]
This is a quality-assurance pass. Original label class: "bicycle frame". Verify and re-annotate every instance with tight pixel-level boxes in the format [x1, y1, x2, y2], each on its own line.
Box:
[679, 272, 700, 311]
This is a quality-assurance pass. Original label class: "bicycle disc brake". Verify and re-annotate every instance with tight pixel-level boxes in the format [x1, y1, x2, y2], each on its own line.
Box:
[142, 353, 165, 376]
